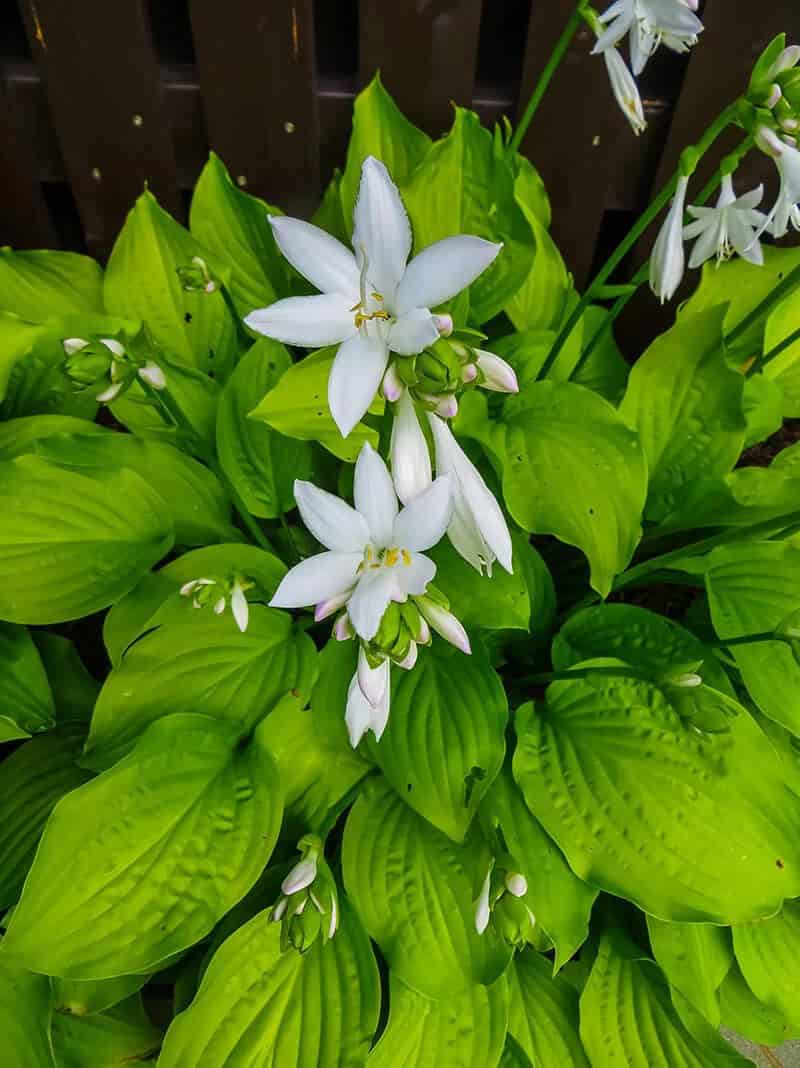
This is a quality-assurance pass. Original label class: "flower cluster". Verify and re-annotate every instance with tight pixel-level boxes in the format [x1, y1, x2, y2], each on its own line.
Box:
[269, 835, 339, 952]
[62, 336, 165, 404]
[179, 574, 252, 632]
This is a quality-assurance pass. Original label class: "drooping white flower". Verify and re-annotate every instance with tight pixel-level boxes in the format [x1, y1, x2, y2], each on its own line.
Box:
[427, 413, 513, 576]
[474, 350, 519, 394]
[269, 442, 451, 642]
[593, 0, 703, 75]
[415, 595, 471, 655]
[346, 653, 391, 747]
[603, 47, 646, 135]
[649, 175, 689, 303]
[390, 389, 432, 505]
[683, 174, 767, 268]
[245, 156, 502, 437]
[755, 126, 800, 238]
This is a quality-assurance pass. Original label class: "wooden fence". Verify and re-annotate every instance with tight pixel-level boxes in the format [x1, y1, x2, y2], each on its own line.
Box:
[1, 0, 799, 330]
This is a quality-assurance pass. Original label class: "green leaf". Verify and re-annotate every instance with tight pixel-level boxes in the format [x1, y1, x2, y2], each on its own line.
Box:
[32, 430, 236, 547]
[249, 347, 380, 462]
[743, 373, 784, 448]
[513, 675, 800, 922]
[50, 994, 162, 1068]
[0, 723, 91, 907]
[0, 455, 174, 624]
[481, 380, 647, 597]
[217, 339, 312, 517]
[190, 152, 289, 316]
[647, 917, 733, 1026]
[85, 605, 317, 769]
[762, 271, 800, 416]
[733, 899, 800, 1030]
[367, 641, 507, 841]
[159, 900, 380, 1067]
[0, 313, 48, 406]
[104, 189, 238, 378]
[343, 776, 511, 997]
[0, 413, 106, 461]
[499, 1035, 534, 1068]
[619, 306, 745, 523]
[429, 534, 530, 632]
[3, 713, 283, 978]
[0, 623, 55, 740]
[505, 215, 571, 333]
[0, 247, 103, 321]
[401, 108, 535, 323]
[580, 930, 751, 1068]
[258, 641, 369, 835]
[480, 764, 597, 971]
[312, 169, 349, 244]
[570, 307, 629, 404]
[32, 633, 100, 723]
[513, 152, 550, 228]
[0, 958, 57, 1067]
[368, 973, 508, 1068]
[719, 961, 797, 1045]
[704, 540, 800, 735]
[340, 72, 431, 231]
[52, 973, 149, 1016]
[508, 949, 590, 1068]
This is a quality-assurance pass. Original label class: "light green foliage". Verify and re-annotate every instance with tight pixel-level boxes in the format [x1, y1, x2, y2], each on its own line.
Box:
[0, 957, 57, 1067]
[647, 917, 733, 1026]
[0, 247, 103, 321]
[50, 994, 162, 1068]
[0, 622, 55, 740]
[508, 949, 589, 1067]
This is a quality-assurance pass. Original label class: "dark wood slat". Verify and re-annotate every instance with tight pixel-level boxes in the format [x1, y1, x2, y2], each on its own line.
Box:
[517, 0, 639, 287]
[16, 0, 180, 259]
[189, 0, 320, 216]
[0, 74, 56, 248]
[359, 0, 483, 138]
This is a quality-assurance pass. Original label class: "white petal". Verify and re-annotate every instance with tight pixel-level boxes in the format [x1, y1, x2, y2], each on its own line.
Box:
[345, 662, 390, 746]
[282, 854, 318, 895]
[368, 661, 391, 741]
[96, 381, 124, 403]
[328, 332, 389, 438]
[393, 475, 452, 552]
[474, 867, 492, 934]
[390, 390, 433, 505]
[245, 294, 356, 348]
[352, 156, 411, 301]
[395, 236, 502, 316]
[387, 309, 440, 356]
[417, 596, 472, 654]
[101, 338, 126, 358]
[398, 552, 436, 596]
[358, 645, 388, 705]
[230, 584, 249, 632]
[269, 215, 360, 296]
[475, 350, 519, 393]
[269, 551, 361, 609]
[397, 641, 418, 670]
[294, 480, 370, 551]
[649, 175, 688, 303]
[314, 589, 352, 622]
[354, 442, 398, 547]
[138, 361, 166, 390]
[348, 569, 398, 641]
[63, 337, 88, 355]
[506, 872, 528, 897]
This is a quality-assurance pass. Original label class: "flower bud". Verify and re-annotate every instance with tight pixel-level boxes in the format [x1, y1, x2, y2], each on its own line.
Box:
[505, 872, 528, 898]
[382, 362, 404, 402]
[475, 350, 519, 393]
[138, 361, 166, 390]
[176, 255, 219, 293]
[433, 313, 453, 337]
[415, 339, 463, 394]
[414, 595, 471, 655]
[333, 612, 354, 641]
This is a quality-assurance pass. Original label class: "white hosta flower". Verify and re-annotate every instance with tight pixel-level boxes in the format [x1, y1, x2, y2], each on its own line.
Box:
[427, 413, 513, 576]
[271, 835, 339, 947]
[415, 595, 471, 655]
[269, 442, 451, 643]
[346, 653, 391, 747]
[593, 0, 702, 75]
[755, 127, 800, 238]
[603, 47, 646, 135]
[390, 389, 432, 505]
[180, 575, 252, 632]
[683, 174, 767, 268]
[474, 350, 519, 394]
[245, 156, 502, 437]
[649, 174, 689, 303]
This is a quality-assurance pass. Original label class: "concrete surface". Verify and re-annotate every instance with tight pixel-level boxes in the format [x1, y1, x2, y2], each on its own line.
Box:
[724, 1030, 800, 1066]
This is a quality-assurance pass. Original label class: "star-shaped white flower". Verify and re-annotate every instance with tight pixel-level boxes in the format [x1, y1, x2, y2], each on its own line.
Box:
[683, 174, 767, 268]
[269, 442, 452, 643]
[245, 157, 502, 437]
[593, 0, 703, 76]
[755, 126, 800, 239]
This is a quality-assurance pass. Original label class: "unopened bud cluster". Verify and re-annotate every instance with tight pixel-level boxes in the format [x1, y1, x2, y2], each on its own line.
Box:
[474, 857, 535, 947]
[270, 835, 339, 952]
[176, 255, 219, 294]
[743, 36, 800, 145]
[62, 336, 166, 404]
[180, 574, 253, 633]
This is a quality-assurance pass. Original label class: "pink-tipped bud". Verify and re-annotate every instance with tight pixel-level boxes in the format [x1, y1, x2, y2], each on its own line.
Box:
[461, 363, 478, 384]
[435, 394, 458, 419]
[396, 642, 418, 670]
[382, 363, 404, 402]
[416, 596, 471, 655]
[433, 313, 453, 337]
[416, 618, 431, 645]
[784, 134, 799, 148]
[783, 118, 800, 132]
[476, 350, 519, 394]
[505, 872, 528, 898]
[756, 124, 786, 158]
[333, 612, 354, 642]
[769, 45, 800, 78]
[315, 590, 351, 622]
[766, 83, 783, 110]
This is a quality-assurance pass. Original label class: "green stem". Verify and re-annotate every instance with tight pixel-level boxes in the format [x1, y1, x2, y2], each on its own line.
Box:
[709, 631, 776, 648]
[724, 261, 800, 352]
[746, 324, 800, 377]
[219, 283, 253, 349]
[573, 139, 753, 376]
[508, 2, 588, 157]
[540, 105, 737, 381]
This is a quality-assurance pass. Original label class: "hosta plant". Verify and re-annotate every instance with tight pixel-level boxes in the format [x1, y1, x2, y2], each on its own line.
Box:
[3, 8, 800, 1066]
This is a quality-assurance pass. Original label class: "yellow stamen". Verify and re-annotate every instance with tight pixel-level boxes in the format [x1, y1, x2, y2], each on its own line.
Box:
[385, 548, 400, 567]
[401, 549, 411, 566]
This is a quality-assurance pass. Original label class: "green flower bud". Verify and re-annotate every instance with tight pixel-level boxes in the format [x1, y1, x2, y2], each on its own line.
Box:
[394, 355, 419, 388]
[374, 602, 402, 650]
[494, 893, 536, 948]
[175, 255, 219, 294]
[415, 339, 463, 395]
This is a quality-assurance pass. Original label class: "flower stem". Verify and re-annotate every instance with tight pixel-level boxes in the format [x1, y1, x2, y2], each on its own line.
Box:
[709, 631, 776, 648]
[539, 105, 737, 381]
[507, 2, 589, 157]
[726, 261, 800, 353]
[520, 665, 650, 685]
[747, 323, 800, 377]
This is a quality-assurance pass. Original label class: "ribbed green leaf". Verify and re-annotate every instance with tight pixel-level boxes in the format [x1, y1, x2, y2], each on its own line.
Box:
[217, 339, 312, 518]
[50, 994, 162, 1067]
[0, 455, 174, 624]
[0, 958, 56, 1067]
[52, 973, 149, 1017]
[0, 247, 103, 321]
[480, 764, 596, 971]
[580, 930, 751, 1067]
[0, 723, 91, 907]
[0, 313, 48, 405]
[3, 714, 282, 978]
[158, 900, 379, 1067]
[32, 633, 99, 723]
[513, 676, 800, 922]
[429, 534, 531, 632]
[368, 974, 508, 1068]
[367, 641, 507, 841]
[733, 900, 800, 1030]
[0, 414, 105, 461]
[342, 776, 511, 997]
[508, 949, 589, 1067]
[85, 605, 317, 768]
[0, 623, 55, 741]
[647, 917, 733, 1026]
[719, 962, 798, 1045]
